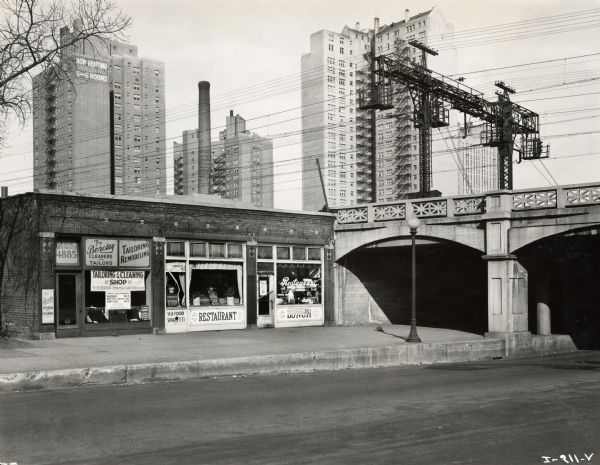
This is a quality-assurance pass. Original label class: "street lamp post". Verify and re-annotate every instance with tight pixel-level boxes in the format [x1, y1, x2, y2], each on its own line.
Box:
[406, 216, 421, 343]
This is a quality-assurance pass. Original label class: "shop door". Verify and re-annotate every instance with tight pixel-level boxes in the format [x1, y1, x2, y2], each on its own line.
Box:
[257, 273, 275, 328]
[56, 273, 80, 334]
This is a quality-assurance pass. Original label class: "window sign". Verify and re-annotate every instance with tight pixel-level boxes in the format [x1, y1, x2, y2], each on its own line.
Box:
[119, 239, 150, 267]
[90, 270, 145, 291]
[41, 289, 55, 324]
[85, 238, 118, 267]
[105, 291, 131, 310]
[56, 242, 79, 265]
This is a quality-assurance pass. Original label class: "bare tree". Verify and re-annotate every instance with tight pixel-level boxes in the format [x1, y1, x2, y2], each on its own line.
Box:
[0, 0, 131, 142]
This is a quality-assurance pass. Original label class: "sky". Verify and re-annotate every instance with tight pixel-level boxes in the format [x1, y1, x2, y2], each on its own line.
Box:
[1, 0, 599, 209]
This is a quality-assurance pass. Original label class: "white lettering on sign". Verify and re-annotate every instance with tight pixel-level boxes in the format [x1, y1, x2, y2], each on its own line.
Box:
[90, 270, 145, 292]
[165, 262, 186, 273]
[276, 305, 323, 322]
[56, 242, 79, 265]
[85, 238, 118, 267]
[41, 289, 55, 324]
[119, 240, 150, 267]
[279, 277, 317, 291]
[76, 57, 108, 69]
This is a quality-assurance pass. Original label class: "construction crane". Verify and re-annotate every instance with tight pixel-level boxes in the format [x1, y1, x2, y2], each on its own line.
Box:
[358, 43, 549, 194]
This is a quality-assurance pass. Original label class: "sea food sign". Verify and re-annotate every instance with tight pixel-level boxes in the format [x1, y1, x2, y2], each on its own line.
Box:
[84, 238, 150, 268]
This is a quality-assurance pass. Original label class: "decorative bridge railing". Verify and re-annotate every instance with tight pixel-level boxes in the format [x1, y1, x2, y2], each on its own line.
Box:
[333, 183, 600, 225]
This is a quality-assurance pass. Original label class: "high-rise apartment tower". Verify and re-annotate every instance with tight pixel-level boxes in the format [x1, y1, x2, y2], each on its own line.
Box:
[301, 8, 455, 210]
[32, 21, 166, 195]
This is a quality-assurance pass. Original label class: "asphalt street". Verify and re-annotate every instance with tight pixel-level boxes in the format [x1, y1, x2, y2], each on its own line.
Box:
[1, 351, 599, 465]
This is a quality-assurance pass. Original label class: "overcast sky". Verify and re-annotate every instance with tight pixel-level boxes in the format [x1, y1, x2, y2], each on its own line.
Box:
[1, 0, 599, 209]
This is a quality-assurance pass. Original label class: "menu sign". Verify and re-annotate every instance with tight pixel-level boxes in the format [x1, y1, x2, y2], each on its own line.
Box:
[105, 291, 131, 310]
[119, 240, 150, 267]
[85, 238, 118, 267]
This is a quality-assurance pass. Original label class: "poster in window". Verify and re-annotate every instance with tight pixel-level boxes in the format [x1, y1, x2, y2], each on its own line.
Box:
[259, 278, 268, 297]
[41, 289, 55, 324]
[85, 238, 118, 267]
[105, 292, 131, 310]
[119, 239, 150, 267]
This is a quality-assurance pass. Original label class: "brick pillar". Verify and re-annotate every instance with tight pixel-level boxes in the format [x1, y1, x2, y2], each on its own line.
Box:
[38, 232, 56, 336]
[152, 237, 165, 332]
[246, 239, 257, 326]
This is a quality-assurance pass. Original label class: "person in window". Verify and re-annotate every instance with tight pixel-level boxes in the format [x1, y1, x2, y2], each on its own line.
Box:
[287, 288, 295, 304]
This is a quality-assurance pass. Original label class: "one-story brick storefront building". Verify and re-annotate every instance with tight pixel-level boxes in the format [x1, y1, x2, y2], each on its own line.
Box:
[0, 191, 335, 338]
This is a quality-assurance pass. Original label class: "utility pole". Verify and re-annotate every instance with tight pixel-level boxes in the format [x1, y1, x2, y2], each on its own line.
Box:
[409, 40, 439, 197]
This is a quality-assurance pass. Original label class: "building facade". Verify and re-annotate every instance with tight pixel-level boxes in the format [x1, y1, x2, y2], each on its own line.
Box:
[453, 123, 498, 195]
[301, 8, 455, 210]
[1, 191, 334, 338]
[32, 21, 166, 196]
[174, 111, 274, 208]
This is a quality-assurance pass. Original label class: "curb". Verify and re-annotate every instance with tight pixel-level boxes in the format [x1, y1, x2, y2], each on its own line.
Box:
[0, 339, 505, 392]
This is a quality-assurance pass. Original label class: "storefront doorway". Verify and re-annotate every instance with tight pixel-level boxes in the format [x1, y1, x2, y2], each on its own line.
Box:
[257, 273, 275, 328]
[56, 273, 80, 335]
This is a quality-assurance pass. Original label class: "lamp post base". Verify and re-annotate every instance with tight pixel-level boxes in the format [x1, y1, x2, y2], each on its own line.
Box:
[406, 324, 421, 343]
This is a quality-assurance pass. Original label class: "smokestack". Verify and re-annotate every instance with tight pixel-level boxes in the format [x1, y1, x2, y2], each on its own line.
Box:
[405, 8, 410, 22]
[374, 17, 380, 34]
[1, 186, 7, 198]
[198, 81, 211, 194]
[355, 21, 360, 30]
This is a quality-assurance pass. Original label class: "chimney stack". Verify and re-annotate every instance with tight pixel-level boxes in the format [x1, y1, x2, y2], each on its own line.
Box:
[197, 81, 211, 194]
[1, 186, 7, 198]
[405, 8, 410, 22]
[374, 17, 380, 34]
[355, 21, 360, 30]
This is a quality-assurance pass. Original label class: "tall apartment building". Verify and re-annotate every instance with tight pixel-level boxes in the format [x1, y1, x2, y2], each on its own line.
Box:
[301, 8, 455, 210]
[173, 111, 274, 208]
[454, 123, 498, 195]
[32, 20, 166, 196]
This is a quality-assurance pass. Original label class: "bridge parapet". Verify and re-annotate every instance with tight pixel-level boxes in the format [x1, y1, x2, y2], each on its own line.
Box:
[334, 195, 486, 224]
[333, 182, 600, 225]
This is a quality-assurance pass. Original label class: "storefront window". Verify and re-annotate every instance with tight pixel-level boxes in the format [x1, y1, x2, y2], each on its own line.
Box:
[84, 270, 151, 323]
[258, 245, 273, 259]
[308, 247, 321, 261]
[167, 241, 185, 257]
[209, 243, 226, 258]
[190, 242, 206, 257]
[166, 262, 186, 308]
[189, 262, 243, 306]
[277, 263, 321, 305]
[292, 247, 307, 260]
[228, 244, 243, 258]
[277, 246, 290, 260]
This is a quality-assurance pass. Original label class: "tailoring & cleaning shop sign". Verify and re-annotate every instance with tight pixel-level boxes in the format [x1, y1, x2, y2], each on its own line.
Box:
[90, 270, 146, 292]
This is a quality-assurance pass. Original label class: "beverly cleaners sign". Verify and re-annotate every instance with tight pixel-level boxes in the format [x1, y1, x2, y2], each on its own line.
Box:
[84, 238, 150, 268]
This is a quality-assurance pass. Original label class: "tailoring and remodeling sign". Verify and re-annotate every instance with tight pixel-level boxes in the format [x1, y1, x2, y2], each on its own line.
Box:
[85, 238, 118, 267]
[90, 270, 145, 292]
[119, 240, 150, 267]
[105, 292, 131, 310]
[41, 289, 55, 324]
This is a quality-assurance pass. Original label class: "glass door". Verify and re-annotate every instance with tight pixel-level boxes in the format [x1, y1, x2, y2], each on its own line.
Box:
[257, 273, 274, 328]
[56, 273, 79, 329]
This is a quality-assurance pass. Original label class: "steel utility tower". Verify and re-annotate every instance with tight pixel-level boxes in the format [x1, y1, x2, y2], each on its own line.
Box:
[358, 47, 548, 194]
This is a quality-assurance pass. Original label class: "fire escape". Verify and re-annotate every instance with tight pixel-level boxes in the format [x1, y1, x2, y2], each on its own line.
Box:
[45, 83, 57, 189]
[211, 151, 226, 197]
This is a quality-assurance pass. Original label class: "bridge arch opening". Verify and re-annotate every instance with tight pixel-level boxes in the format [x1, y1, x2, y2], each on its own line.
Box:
[515, 226, 600, 349]
[337, 236, 487, 334]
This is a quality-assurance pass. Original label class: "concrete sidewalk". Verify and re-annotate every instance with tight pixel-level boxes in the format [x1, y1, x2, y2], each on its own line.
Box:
[0, 325, 576, 392]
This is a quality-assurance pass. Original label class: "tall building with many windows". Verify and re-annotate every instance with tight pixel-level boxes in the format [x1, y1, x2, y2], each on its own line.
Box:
[301, 8, 455, 210]
[173, 111, 274, 208]
[453, 123, 499, 195]
[32, 21, 166, 195]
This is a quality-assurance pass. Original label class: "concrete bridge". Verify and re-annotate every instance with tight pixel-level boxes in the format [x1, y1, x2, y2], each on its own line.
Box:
[332, 182, 600, 350]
